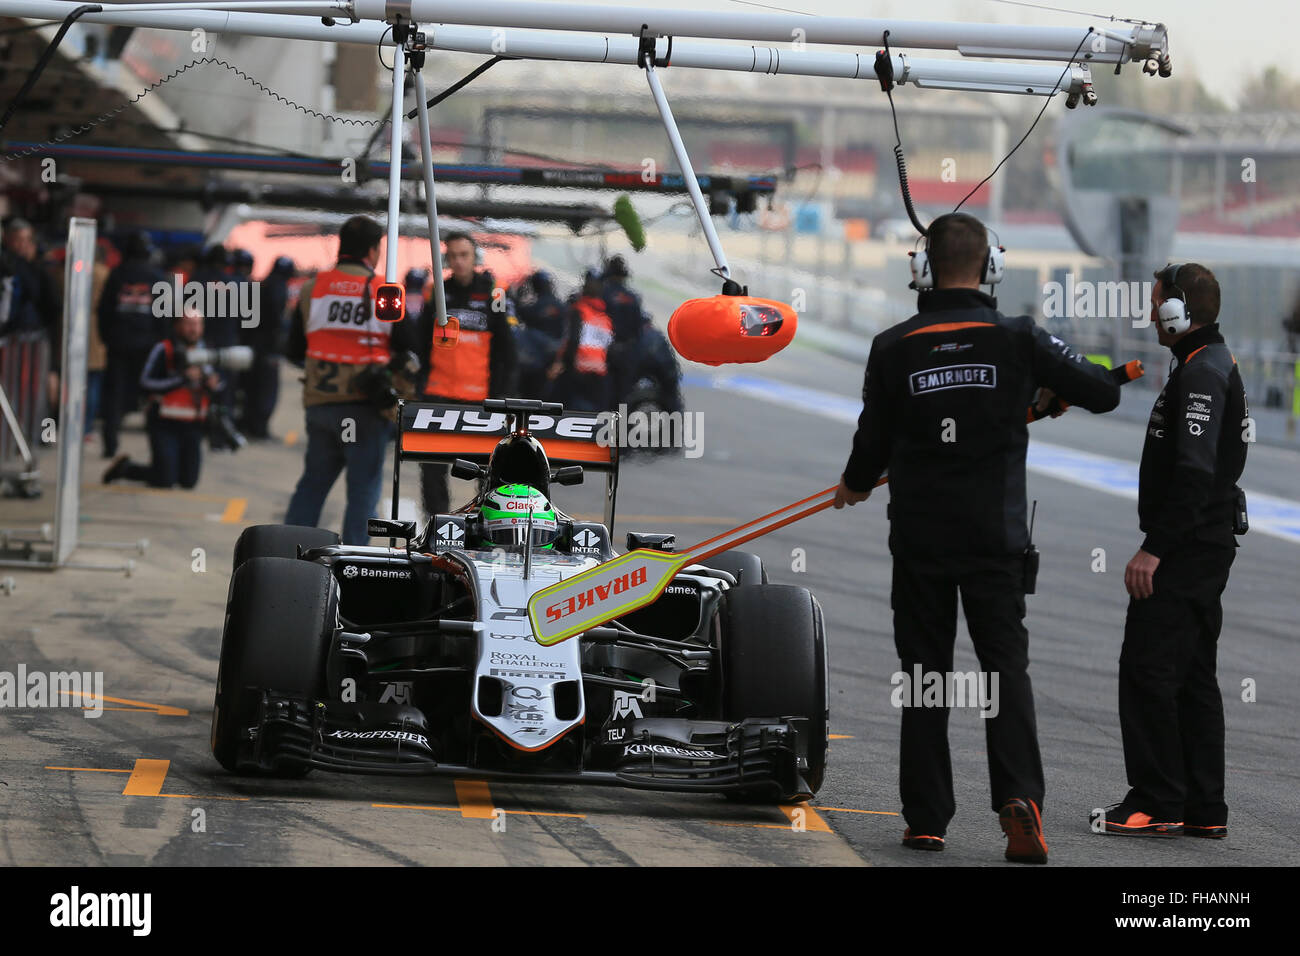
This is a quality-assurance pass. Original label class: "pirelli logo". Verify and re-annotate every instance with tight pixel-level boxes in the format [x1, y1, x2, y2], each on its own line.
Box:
[909, 364, 997, 395]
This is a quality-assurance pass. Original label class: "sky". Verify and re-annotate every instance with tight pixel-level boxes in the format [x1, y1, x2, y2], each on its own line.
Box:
[589, 0, 1297, 109]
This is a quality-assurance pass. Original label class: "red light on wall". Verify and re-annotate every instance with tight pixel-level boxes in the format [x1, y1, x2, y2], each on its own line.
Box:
[668, 295, 797, 365]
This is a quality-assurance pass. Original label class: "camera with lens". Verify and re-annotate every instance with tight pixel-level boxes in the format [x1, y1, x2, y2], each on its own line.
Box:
[354, 351, 420, 410]
[179, 344, 254, 372]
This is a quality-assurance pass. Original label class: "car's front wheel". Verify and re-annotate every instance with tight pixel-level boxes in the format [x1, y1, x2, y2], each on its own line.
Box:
[719, 584, 829, 796]
[211, 557, 337, 775]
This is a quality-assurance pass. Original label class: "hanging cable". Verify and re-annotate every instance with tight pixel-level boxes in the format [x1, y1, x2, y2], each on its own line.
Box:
[0, 4, 102, 134]
[953, 29, 1093, 214]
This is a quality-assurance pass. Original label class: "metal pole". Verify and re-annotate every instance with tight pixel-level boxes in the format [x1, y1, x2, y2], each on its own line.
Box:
[413, 68, 448, 329]
[2, 1, 1159, 70]
[385, 36, 406, 283]
[643, 56, 729, 281]
[395, 1, 1163, 63]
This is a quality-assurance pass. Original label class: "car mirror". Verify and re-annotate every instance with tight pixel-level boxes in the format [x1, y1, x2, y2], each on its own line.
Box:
[451, 458, 485, 481]
[551, 466, 584, 486]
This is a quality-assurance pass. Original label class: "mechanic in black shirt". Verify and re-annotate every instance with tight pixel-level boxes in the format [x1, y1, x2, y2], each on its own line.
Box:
[98, 231, 169, 458]
[832, 212, 1121, 863]
[1099, 264, 1248, 839]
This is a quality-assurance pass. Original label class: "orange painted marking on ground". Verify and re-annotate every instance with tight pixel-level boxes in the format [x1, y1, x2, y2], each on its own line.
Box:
[780, 804, 833, 832]
[122, 758, 170, 796]
[372, 803, 461, 813]
[828, 734, 854, 740]
[62, 691, 187, 716]
[221, 498, 248, 523]
[284, 431, 298, 446]
[454, 779, 496, 819]
[811, 806, 900, 816]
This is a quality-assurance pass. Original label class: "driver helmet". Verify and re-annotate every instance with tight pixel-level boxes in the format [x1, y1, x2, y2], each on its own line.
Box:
[480, 484, 559, 549]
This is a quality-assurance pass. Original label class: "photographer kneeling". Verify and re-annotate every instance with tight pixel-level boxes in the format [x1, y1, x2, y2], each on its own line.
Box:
[102, 306, 218, 489]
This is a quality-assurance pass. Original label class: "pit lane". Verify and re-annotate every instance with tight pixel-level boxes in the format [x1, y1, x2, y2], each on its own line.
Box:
[1, 248, 1296, 866]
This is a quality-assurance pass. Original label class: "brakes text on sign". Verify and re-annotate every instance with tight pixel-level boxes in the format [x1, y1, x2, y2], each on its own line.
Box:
[546, 566, 648, 622]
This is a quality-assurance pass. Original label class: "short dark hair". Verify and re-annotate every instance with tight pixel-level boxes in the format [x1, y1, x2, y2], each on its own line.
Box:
[443, 230, 476, 250]
[1155, 262, 1220, 325]
[926, 212, 989, 285]
[338, 216, 384, 260]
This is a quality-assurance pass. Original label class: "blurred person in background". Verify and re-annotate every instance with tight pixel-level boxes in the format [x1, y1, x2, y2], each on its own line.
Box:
[513, 269, 566, 399]
[404, 267, 430, 323]
[601, 254, 644, 403]
[2, 218, 63, 424]
[284, 216, 419, 544]
[547, 268, 613, 412]
[416, 230, 517, 517]
[102, 306, 218, 489]
[98, 230, 168, 458]
[240, 254, 294, 441]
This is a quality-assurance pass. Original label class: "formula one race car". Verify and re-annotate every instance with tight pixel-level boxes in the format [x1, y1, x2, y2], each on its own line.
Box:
[211, 398, 828, 801]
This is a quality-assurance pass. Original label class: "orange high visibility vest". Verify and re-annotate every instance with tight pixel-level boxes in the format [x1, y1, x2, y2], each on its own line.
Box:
[156, 340, 210, 422]
[425, 277, 499, 401]
[574, 297, 613, 376]
[305, 267, 392, 365]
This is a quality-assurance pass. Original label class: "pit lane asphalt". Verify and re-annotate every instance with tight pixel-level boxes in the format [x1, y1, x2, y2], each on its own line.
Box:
[2, 260, 1296, 867]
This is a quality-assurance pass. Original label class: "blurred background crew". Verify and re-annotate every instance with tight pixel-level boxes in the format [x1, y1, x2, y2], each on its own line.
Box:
[548, 268, 613, 412]
[513, 269, 566, 399]
[602, 254, 644, 403]
[102, 306, 217, 489]
[404, 267, 430, 323]
[283, 216, 419, 545]
[240, 254, 294, 441]
[3, 217, 63, 420]
[98, 231, 168, 459]
[416, 230, 517, 517]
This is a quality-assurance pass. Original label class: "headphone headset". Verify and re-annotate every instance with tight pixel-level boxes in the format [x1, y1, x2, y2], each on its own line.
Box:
[908, 216, 1005, 291]
[1156, 263, 1193, 335]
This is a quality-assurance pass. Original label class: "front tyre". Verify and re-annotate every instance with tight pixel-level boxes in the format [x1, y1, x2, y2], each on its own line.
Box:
[720, 584, 829, 795]
[212, 557, 338, 775]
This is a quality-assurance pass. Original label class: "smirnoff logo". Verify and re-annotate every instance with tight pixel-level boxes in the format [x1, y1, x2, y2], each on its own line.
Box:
[545, 567, 648, 622]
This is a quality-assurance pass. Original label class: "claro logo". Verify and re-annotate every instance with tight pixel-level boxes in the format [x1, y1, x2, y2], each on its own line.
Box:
[545, 567, 648, 622]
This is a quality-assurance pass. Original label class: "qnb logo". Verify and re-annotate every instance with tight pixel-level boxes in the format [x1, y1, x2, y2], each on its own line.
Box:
[340, 565, 411, 580]
[545, 567, 649, 622]
[49, 886, 151, 936]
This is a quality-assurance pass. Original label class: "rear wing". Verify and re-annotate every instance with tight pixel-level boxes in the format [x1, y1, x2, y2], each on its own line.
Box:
[393, 399, 620, 529]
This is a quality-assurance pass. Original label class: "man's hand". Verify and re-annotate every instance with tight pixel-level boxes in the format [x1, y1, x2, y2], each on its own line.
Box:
[1124, 548, 1161, 599]
[1034, 387, 1058, 416]
[205, 373, 222, 391]
[185, 366, 203, 386]
[833, 475, 872, 510]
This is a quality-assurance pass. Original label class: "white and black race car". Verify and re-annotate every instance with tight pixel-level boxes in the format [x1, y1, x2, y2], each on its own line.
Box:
[211, 398, 828, 801]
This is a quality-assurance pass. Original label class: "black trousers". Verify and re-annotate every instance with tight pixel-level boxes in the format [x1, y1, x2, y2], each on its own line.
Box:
[101, 347, 152, 457]
[891, 554, 1044, 835]
[119, 411, 204, 489]
[1119, 543, 1235, 824]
